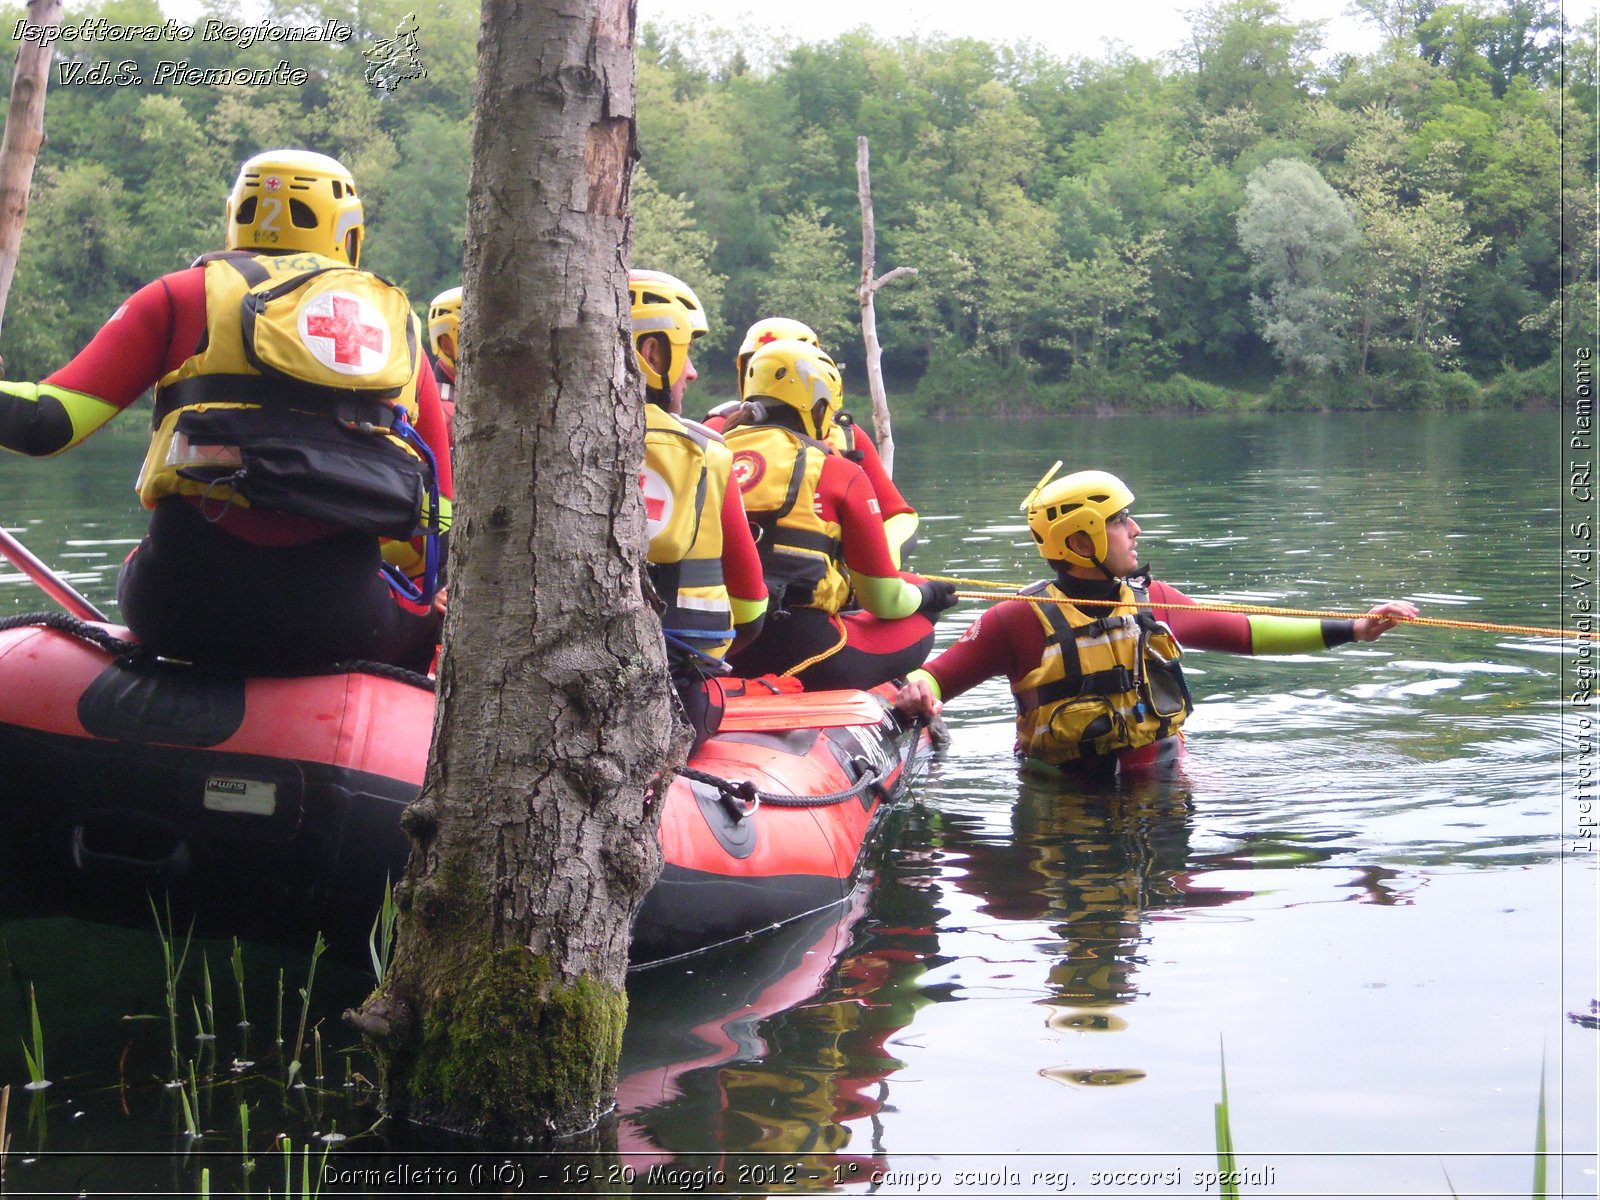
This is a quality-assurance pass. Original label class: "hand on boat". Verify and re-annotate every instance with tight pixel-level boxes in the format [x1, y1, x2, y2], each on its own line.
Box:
[1352, 599, 1417, 642]
[893, 677, 943, 720]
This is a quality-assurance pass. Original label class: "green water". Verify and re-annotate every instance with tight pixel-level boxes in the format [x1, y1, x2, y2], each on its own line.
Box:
[0, 410, 1594, 1196]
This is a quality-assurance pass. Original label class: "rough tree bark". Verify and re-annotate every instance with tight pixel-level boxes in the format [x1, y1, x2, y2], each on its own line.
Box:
[0, 0, 63, 333]
[855, 135, 916, 477]
[348, 0, 674, 1142]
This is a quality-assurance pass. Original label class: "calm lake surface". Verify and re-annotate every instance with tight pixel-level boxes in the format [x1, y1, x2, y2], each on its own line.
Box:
[1, 411, 1595, 1197]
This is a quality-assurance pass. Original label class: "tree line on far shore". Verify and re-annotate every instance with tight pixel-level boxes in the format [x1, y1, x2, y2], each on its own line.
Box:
[3, 0, 1588, 415]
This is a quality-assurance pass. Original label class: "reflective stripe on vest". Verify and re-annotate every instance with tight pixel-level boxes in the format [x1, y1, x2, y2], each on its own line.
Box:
[644, 407, 733, 657]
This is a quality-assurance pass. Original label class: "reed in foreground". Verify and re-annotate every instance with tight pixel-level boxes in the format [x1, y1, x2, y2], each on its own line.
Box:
[19, 983, 48, 1091]
[1214, 1042, 1239, 1200]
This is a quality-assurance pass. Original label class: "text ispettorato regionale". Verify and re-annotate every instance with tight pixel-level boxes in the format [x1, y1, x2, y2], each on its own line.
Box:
[12, 18, 354, 49]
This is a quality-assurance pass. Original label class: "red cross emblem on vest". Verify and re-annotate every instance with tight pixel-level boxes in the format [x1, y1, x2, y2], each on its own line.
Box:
[640, 472, 666, 523]
[731, 450, 765, 491]
[639, 464, 674, 539]
[298, 290, 391, 376]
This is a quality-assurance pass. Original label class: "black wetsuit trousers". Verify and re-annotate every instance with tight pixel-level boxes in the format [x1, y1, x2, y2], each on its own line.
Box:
[118, 498, 440, 675]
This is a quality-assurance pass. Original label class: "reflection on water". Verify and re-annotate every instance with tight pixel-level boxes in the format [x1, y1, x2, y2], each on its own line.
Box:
[927, 766, 1210, 1010]
[618, 846, 944, 1182]
[2, 412, 1595, 1194]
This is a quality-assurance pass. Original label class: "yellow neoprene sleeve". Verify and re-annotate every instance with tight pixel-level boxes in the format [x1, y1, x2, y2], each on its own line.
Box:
[851, 570, 923, 619]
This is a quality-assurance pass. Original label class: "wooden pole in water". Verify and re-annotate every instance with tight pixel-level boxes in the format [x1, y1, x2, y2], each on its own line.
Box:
[0, 0, 64, 335]
[856, 135, 916, 476]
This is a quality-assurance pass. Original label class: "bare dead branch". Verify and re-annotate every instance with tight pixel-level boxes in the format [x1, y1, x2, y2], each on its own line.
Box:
[857, 135, 916, 476]
[0, 0, 63, 335]
[872, 266, 918, 291]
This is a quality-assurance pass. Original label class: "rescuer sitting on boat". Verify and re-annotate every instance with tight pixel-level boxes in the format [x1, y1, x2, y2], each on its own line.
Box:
[707, 317, 920, 569]
[723, 337, 957, 690]
[630, 269, 768, 744]
[893, 466, 1416, 775]
[0, 149, 452, 675]
[427, 285, 461, 441]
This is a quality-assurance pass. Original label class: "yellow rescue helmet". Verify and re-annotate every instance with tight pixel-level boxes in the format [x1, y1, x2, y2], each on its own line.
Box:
[226, 149, 365, 266]
[744, 338, 843, 441]
[629, 269, 708, 390]
[1022, 464, 1136, 568]
[428, 287, 462, 372]
[735, 317, 819, 398]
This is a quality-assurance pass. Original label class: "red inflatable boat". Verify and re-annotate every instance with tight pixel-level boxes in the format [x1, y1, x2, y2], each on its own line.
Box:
[0, 613, 929, 965]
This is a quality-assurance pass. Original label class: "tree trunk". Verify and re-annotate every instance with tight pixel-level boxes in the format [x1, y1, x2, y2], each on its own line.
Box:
[348, 0, 674, 1143]
[0, 0, 63, 334]
[855, 135, 915, 476]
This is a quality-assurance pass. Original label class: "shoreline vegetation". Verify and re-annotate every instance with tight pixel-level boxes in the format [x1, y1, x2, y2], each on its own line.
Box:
[703, 353, 1557, 415]
[895, 354, 1557, 417]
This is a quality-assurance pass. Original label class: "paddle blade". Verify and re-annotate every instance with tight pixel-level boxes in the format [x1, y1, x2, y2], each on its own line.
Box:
[719, 687, 887, 732]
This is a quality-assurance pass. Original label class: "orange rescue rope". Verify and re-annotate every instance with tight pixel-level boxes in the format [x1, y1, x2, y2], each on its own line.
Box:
[924, 574, 1598, 642]
[781, 613, 850, 678]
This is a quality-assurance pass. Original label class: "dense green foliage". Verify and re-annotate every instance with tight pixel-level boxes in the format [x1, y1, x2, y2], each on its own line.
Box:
[1, 0, 1588, 412]
[0, 0, 474, 379]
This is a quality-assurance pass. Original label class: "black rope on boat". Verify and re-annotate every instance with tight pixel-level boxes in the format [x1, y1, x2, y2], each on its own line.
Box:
[675, 761, 884, 809]
[0, 612, 434, 691]
[277, 659, 436, 691]
[0, 611, 142, 657]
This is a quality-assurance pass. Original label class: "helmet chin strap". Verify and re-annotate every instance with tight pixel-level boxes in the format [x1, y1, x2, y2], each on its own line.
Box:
[1071, 533, 1121, 582]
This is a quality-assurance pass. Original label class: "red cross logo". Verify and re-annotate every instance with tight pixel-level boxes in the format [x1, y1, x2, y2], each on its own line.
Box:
[298, 291, 390, 375]
[639, 465, 673, 538]
[731, 450, 765, 491]
[640, 471, 665, 523]
[264, 175, 282, 191]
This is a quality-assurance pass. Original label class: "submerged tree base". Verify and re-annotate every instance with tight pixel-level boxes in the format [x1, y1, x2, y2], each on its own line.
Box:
[355, 940, 627, 1144]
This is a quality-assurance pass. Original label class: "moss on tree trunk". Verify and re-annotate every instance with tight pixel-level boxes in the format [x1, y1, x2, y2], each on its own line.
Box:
[380, 942, 628, 1140]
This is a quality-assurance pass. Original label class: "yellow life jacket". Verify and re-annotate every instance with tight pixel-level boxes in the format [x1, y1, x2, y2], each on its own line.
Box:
[724, 422, 850, 615]
[827, 415, 861, 461]
[644, 406, 734, 658]
[1012, 580, 1193, 764]
[136, 251, 431, 539]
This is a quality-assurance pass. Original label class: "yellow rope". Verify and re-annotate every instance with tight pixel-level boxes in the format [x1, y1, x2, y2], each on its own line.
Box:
[781, 613, 850, 678]
[924, 575, 1599, 642]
